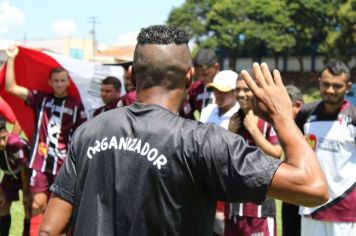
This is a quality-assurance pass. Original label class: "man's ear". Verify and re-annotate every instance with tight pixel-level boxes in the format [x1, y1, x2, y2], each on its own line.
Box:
[48, 79, 53, 88]
[346, 81, 352, 91]
[185, 67, 194, 89]
[214, 63, 220, 72]
[128, 65, 136, 87]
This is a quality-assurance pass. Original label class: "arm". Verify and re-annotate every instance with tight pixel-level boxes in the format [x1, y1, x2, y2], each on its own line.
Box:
[5, 46, 29, 101]
[243, 110, 282, 158]
[242, 63, 328, 207]
[39, 195, 73, 236]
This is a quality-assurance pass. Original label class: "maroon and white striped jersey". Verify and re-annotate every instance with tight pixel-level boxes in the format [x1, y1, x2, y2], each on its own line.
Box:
[226, 109, 279, 219]
[180, 80, 214, 120]
[26, 90, 86, 175]
[297, 100, 356, 222]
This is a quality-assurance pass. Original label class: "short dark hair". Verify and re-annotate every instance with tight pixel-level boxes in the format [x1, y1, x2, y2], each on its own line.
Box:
[102, 76, 121, 91]
[286, 85, 304, 105]
[194, 48, 218, 68]
[322, 60, 351, 81]
[137, 25, 189, 45]
[0, 116, 6, 131]
[133, 25, 192, 91]
[49, 67, 68, 78]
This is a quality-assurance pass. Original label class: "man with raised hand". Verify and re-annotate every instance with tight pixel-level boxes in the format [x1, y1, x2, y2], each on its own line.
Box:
[40, 25, 328, 236]
[5, 47, 86, 235]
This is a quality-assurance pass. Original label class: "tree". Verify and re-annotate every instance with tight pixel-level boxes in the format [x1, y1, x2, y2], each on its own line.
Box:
[166, 0, 216, 45]
[320, 0, 356, 63]
[208, 0, 294, 69]
[287, 0, 336, 71]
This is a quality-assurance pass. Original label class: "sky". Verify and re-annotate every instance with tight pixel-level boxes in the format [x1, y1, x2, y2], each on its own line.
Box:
[0, 0, 185, 49]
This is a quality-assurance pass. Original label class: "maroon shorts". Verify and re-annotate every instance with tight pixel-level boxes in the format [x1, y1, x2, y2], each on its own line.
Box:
[29, 169, 55, 193]
[0, 174, 22, 202]
[225, 216, 276, 236]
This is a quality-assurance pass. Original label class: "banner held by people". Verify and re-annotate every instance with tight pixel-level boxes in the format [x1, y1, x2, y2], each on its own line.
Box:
[0, 46, 124, 141]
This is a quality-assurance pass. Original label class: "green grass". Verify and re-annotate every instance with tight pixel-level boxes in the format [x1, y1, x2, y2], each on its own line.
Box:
[10, 193, 25, 235]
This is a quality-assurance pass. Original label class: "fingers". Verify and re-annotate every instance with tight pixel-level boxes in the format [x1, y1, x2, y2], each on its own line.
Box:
[261, 63, 274, 85]
[252, 63, 268, 88]
[241, 69, 259, 95]
[273, 69, 284, 87]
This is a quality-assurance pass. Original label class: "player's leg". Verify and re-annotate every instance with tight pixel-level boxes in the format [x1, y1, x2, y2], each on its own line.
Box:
[0, 202, 12, 236]
[0, 174, 22, 236]
[29, 170, 52, 236]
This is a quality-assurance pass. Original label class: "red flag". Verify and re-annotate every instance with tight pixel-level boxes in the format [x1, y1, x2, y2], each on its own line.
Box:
[0, 46, 124, 142]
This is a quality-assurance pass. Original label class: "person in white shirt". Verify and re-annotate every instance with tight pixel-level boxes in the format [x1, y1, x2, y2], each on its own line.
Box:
[199, 69, 239, 236]
[200, 70, 240, 130]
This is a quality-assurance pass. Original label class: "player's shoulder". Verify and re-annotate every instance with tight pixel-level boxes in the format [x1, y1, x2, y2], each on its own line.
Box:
[189, 80, 204, 91]
[301, 100, 320, 113]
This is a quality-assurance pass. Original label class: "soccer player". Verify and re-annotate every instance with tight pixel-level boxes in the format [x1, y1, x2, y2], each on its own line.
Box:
[180, 48, 220, 119]
[93, 76, 122, 117]
[40, 25, 328, 236]
[117, 63, 137, 107]
[282, 85, 304, 236]
[5, 46, 87, 235]
[199, 70, 240, 235]
[0, 116, 30, 236]
[296, 61, 356, 236]
[225, 75, 282, 236]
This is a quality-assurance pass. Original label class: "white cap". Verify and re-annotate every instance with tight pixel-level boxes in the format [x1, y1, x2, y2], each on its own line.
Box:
[207, 70, 238, 92]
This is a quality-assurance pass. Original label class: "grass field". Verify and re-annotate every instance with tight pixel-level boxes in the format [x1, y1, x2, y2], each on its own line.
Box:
[8, 196, 284, 236]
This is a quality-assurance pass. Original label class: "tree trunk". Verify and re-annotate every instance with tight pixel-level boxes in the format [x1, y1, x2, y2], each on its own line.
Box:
[274, 54, 279, 70]
[229, 53, 236, 70]
[297, 56, 304, 72]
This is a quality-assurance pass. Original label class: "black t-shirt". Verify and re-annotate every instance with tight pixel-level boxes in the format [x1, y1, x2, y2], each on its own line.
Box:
[51, 102, 281, 236]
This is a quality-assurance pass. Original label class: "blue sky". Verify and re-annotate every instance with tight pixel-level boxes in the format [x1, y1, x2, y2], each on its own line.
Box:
[0, 0, 185, 47]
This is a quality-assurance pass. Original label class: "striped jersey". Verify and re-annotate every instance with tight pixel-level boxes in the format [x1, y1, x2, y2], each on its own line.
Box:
[226, 109, 279, 219]
[180, 80, 214, 120]
[26, 90, 86, 175]
[296, 100, 356, 222]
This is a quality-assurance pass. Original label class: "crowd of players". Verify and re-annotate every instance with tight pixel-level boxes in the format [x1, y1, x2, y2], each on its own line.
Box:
[0, 33, 354, 236]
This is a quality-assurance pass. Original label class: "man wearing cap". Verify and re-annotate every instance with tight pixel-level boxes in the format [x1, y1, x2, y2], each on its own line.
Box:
[199, 70, 240, 129]
[199, 70, 240, 236]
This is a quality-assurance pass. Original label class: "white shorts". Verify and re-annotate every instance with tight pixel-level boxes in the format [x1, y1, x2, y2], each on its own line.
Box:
[301, 216, 356, 236]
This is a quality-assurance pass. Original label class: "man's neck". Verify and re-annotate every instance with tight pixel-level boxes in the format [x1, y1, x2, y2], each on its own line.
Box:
[137, 87, 185, 114]
[323, 100, 344, 114]
[53, 92, 68, 98]
[218, 102, 236, 116]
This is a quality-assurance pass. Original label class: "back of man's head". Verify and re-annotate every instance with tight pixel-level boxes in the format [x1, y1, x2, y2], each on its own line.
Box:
[133, 25, 192, 91]
[102, 76, 121, 91]
[194, 48, 218, 68]
[322, 60, 351, 81]
[286, 85, 304, 105]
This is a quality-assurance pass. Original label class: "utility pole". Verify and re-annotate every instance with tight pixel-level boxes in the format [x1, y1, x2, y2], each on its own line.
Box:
[88, 16, 100, 61]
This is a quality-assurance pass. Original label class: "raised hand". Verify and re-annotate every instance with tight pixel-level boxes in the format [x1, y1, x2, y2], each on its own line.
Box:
[240, 63, 293, 125]
[5, 45, 19, 60]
